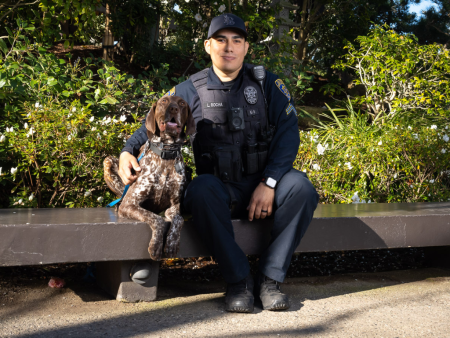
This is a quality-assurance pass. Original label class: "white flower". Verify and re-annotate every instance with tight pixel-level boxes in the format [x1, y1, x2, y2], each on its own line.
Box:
[120, 115, 126, 122]
[0, 135, 5, 143]
[24, 122, 28, 129]
[97, 196, 104, 202]
[430, 179, 435, 184]
[413, 134, 419, 140]
[312, 163, 320, 171]
[26, 128, 35, 138]
[218, 4, 226, 12]
[317, 143, 325, 155]
[18, 199, 23, 204]
[6, 127, 13, 133]
[67, 113, 72, 118]
[336, 20, 340, 24]
[410, 184, 413, 188]
[103, 130, 107, 135]
[11, 167, 17, 174]
[89, 116, 95, 122]
[443, 134, 449, 142]
[84, 191, 92, 197]
[446, 126, 449, 130]
[408, 126, 412, 130]
[394, 173, 398, 179]
[29, 193, 34, 201]
[441, 149, 447, 154]
[68, 135, 72, 141]
[345, 162, 352, 170]
[431, 125, 437, 130]
[377, 140, 382, 145]
[351, 192, 360, 203]
[0, 167, 2, 175]
[91, 127, 97, 131]
[97, 133, 101, 139]
[35, 102, 40, 108]
[194, 13, 202, 22]
[72, 107, 76, 112]
[203, 22, 208, 28]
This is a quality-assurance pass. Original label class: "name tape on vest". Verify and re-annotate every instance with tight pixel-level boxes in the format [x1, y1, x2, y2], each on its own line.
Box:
[203, 102, 226, 109]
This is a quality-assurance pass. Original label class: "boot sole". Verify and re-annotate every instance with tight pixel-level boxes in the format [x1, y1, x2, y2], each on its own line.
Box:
[226, 306, 254, 313]
[263, 302, 290, 311]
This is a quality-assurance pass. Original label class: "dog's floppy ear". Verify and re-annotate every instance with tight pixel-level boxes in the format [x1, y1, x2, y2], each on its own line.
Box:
[145, 101, 159, 139]
[185, 104, 195, 136]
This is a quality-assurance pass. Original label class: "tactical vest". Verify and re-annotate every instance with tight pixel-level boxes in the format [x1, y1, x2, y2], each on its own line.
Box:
[190, 64, 269, 182]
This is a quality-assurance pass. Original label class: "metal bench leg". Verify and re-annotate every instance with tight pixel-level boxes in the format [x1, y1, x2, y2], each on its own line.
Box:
[96, 260, 160, 302]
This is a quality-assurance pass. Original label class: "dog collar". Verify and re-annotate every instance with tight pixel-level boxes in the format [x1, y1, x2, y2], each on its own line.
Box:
[150, 141, 182, 160]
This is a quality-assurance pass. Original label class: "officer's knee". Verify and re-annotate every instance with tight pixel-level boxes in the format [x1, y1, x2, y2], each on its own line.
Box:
[277, 170, 319, 208]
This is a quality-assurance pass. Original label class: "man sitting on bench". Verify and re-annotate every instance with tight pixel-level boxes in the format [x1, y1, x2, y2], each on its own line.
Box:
[117, 13, 319, 313]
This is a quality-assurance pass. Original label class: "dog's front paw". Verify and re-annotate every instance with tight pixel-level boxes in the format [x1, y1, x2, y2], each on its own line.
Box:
[164, 239, 180, 258]
[148, 239, 163, 261]
[164, 230, 181, 258]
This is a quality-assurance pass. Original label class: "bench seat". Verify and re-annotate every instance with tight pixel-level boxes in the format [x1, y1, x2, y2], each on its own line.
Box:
[1, 202, 450, 302]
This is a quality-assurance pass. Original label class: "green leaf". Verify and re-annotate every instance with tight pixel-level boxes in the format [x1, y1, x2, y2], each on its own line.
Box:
[62, 90, 71, 97]
[114, 91, 123, 96]
[47, 77, 58, 86]
[106, 96, 118, 104]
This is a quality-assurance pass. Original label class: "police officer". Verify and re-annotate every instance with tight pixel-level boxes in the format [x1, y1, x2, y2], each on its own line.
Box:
[119, 13, 319, 313]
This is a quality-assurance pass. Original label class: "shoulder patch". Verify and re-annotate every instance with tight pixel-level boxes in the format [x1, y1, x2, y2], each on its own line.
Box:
[275, 79, 291, 101]
[286, 103, 297, 116]
[165, 87, 176, 96]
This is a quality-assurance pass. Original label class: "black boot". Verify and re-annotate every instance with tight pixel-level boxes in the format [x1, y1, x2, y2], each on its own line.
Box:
[255, 273, 290, 311]
[225, 274, 254, 313]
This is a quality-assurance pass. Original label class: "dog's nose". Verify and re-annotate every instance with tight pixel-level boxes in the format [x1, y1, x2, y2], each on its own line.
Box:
[169, 105, 179, 114]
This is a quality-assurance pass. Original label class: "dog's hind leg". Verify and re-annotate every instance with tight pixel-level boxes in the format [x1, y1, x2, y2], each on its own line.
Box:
[164, 204, 184, 258]
[103, 156, 125, 197]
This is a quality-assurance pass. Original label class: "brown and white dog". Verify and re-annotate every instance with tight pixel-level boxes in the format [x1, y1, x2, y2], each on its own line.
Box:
[104, 96, 195, 260]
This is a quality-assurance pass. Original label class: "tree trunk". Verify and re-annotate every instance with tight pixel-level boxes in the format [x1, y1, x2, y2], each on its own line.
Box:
[103, 2, 114, 61]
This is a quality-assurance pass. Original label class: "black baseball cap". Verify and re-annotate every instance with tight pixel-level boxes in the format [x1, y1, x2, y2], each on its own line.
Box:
[207, 13, 248, 39]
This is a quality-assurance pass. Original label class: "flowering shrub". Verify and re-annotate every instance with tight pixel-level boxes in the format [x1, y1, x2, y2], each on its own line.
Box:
[295, 104, 450, 204]
[1, 101, 141, 208]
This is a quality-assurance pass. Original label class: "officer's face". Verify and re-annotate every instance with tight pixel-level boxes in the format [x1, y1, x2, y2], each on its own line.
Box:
[205, 29, 249, 75]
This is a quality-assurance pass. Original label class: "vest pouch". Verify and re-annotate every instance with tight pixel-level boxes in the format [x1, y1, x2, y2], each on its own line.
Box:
[212, 145, 243, 182]
[258, 142, 268, 171]
[244, 143, 258, 175]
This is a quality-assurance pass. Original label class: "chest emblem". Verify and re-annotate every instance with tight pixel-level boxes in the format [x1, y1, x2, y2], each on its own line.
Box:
[275, 79, 291, 101]
[244, 86, 258, 105]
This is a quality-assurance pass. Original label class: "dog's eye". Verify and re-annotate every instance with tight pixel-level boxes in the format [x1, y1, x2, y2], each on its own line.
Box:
[161, 98, 167, 103]
[179, 102, 185, 106]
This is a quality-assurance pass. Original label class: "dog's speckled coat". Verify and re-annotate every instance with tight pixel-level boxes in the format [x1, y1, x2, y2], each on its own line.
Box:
[104, 96, 195, 260]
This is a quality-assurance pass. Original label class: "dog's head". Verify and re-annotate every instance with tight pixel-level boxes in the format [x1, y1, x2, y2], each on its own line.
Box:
[145, 95, 195, 143]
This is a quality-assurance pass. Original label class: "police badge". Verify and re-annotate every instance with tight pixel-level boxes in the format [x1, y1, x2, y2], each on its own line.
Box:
[244, 86, 258, 105]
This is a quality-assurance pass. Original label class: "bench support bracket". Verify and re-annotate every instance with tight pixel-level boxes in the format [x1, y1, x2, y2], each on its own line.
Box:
[96, 260, 160, 302]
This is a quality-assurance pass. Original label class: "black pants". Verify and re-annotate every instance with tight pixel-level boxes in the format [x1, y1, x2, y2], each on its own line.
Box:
[183, 168, 319, 283]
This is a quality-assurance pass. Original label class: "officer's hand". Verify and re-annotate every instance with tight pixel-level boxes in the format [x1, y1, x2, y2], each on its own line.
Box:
[118, 152, 141, 185]
[247, 183, 275, 221]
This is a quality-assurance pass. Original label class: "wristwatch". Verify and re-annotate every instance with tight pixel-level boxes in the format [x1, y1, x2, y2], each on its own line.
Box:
[262, 177, 277, 189]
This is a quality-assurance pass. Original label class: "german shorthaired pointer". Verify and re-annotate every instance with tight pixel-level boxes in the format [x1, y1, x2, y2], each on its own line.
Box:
[104, 96, 195, 260]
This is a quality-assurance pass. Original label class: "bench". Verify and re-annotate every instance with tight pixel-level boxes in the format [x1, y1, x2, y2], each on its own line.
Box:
[1, 202, 450, 302]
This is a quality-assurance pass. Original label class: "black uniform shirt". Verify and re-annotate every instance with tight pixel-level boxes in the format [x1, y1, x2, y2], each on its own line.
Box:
[122, 63, 300, 183]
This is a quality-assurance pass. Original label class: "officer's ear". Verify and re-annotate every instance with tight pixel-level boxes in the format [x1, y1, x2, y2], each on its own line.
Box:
[204, 39, 211, 55]
[145, 101, 159, 138]
[185, 105, 195, 136]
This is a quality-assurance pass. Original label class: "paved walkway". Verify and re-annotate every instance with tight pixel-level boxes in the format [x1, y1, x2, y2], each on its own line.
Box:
[1, 268, 450, 337]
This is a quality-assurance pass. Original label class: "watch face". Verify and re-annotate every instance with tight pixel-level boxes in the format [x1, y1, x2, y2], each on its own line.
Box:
[266, 177, 276, 188]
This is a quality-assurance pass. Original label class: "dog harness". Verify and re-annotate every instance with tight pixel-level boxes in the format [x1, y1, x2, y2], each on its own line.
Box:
[106, 140, 183, 208]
